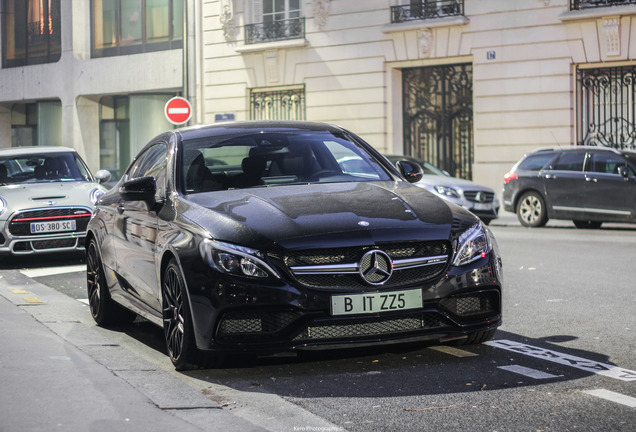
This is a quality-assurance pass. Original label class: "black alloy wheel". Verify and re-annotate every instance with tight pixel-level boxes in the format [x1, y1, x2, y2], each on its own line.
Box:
[162, 259, 208, 370]
[517, 191, 548, 227]
[86, 238, 135, 326]
[573, 220, 603, 229]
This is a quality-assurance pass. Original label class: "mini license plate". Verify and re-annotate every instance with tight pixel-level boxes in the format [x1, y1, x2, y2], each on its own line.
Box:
[30, 220, 76, 234]
[473, 202, 493, 211]
[331, 289, 423, 316]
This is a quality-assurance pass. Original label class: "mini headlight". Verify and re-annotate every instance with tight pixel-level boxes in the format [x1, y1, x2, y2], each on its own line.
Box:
[0, 196, 6, 215]
[199, 239, 278, 279]
[453, 221, 492, 266]
[434, 185, 460, 198]
[90, 188, 105, 204]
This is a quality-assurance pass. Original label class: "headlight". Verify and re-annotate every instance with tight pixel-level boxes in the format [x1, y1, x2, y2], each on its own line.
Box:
[0, 196, 6, 215]
[90, 188, 105, 204]
[199, 239, 279, 279]
[453, 221, 492, 266]
[434, 185, 460, 198]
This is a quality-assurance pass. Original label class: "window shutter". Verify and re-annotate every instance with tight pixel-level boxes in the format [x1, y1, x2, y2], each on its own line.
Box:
[252, 0, 263, 24]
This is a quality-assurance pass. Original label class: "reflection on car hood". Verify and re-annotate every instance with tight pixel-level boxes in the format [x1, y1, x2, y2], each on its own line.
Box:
[415, 174, 495, 191]
[182, 182, 473, 248]
[0, 182, 99, 214]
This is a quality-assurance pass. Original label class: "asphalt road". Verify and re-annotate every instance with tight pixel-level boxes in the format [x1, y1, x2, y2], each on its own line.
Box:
[1, 216, 634, 431]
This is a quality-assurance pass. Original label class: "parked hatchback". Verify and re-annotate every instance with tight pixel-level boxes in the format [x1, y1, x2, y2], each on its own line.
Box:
[503, 147, 636, 228]
[0, 146, 110, 255]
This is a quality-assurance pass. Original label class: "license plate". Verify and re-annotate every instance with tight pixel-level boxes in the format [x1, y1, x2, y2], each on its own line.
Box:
[30, 220, 76, 234]
[473, 203, 493, 211]
[331, 289, 423, 316]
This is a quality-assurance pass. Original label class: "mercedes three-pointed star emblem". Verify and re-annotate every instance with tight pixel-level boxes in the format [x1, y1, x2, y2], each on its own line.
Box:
[359, 250, 393, 285]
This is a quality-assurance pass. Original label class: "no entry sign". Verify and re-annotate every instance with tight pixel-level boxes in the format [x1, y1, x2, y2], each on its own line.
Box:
[164, 96, 192, 125]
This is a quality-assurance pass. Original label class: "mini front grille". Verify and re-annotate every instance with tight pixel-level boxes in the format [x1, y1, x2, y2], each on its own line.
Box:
[9, 207, 92, 236]
[216, 310, 303, 341]
[293, 312, 448, 341]
[285, 241, 451, 291]
[464, 191, 495, 203]
[440, 290, 499, 318]
[31, 238, 78, 250]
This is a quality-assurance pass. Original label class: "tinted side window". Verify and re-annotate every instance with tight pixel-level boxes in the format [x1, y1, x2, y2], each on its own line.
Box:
[589, 153, 626, 175]
[517, 153, 554, 171]
[551, 152, 585, 171]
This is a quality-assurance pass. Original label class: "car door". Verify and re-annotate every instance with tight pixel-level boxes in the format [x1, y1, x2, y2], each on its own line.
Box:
[583, 151, 635, 221]
[114, 142, 168, 311]
[541, 151, 588, 218]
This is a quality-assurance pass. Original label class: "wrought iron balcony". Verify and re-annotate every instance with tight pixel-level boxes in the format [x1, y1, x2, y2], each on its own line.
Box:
[571, 0, 636, 10]
[391, 0, 464, 24]
[245, 17, 305, 45]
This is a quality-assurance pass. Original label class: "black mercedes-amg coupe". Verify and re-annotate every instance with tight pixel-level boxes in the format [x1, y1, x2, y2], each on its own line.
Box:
[86, 121, 503, 370]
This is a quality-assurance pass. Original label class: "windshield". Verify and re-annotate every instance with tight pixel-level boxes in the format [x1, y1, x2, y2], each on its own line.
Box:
[181, 130, 392, 194]
[0, 152, 93, 185]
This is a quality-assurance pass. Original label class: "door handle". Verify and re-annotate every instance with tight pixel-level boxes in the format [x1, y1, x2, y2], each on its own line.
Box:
[117, 204, 126, 214]
[544, 174, 556, 179]
[585, 176, 598, 183]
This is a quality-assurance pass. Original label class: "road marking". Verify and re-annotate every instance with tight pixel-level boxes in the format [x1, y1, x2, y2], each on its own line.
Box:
[584, 389, 636, 408]
[11, 290, 28, 294]
[486, 340, 636, 382]
[23, 297, 43, 303]
[20, 265, 85, 278]
[497, 365, 560, 379]
[429, 346, 478, 357]
[78, 299, 89, 305]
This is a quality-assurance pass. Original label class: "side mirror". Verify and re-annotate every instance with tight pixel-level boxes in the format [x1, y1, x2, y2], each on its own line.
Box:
[94, 169, 112, 184]
[397, 160, 424, 184]
[617, 166, 629, 179]
[119, 176, 157, 204]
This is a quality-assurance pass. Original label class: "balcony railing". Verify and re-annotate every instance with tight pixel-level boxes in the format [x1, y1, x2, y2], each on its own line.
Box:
[571, 0, 636, 10]
[391, 0, 464, 24]
[245, 17, 305, 45]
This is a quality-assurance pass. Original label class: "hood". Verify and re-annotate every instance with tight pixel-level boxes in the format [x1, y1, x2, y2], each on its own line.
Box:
[181, 181, 474, 250]
[415, 174, 495, 192]
[0, 181, 102, 212]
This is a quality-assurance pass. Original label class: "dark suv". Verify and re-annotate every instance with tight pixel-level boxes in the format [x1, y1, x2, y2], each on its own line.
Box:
[503, 147, 636, 228]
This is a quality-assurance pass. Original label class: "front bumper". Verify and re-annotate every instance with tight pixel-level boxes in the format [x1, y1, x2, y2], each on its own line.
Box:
[185, 253, 503, 355]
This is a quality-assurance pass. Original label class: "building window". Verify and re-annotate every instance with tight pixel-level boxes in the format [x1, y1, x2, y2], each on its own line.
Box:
[2, 0, 61, 68]
[91, 0, 183, 58]
[391, 1, 464, 24]
[570, 0, 636, 11]
[577, 65, 636, 150]
[11, 101, 62, 147]
[250, 87, 305, 120]
[245, 0, 304, 44]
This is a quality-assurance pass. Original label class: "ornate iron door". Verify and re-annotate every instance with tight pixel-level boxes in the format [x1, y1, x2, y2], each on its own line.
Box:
[402, 64, 473, 179]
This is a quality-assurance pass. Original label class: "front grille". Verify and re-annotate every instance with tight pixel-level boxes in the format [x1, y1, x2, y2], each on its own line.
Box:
[9, 207, 92, 236]
[285, 241, 451, 291]
[31, 238, 78, 250]
[293, 312, 448, 341]
[440, 290, 499, 318]
[464, 190, 495, 203]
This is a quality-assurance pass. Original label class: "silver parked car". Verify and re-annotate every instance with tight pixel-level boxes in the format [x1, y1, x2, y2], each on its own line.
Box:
[0, 146, 110, 255]
[385, 155, 500, 225]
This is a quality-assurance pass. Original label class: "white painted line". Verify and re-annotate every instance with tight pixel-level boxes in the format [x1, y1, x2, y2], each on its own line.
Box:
[20, 265, 86, 278]
[168, 107, 189, 114]
[430, 346, 478, 357]
[584, 389, 636, 408]
[497, 365, 560, 379]
[486, 340, 636, 382]
[77, 299, 89, 305]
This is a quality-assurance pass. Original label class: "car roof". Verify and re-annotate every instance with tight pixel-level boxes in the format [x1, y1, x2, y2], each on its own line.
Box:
[174, 121, 347, 141]
[0, 146, 77, 157]
[530, 146, 624, 155]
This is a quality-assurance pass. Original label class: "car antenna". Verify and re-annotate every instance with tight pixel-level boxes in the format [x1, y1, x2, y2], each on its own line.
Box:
[550, 131, 562, 148]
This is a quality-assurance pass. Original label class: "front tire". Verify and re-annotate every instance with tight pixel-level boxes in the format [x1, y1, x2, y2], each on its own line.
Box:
[86, 238, 136, 326]
[517, 191, 548, 227]
[162, 259, 209, 371]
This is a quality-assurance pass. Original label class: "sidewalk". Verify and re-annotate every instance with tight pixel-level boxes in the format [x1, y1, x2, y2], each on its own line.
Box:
[0, 270, 265, 432]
